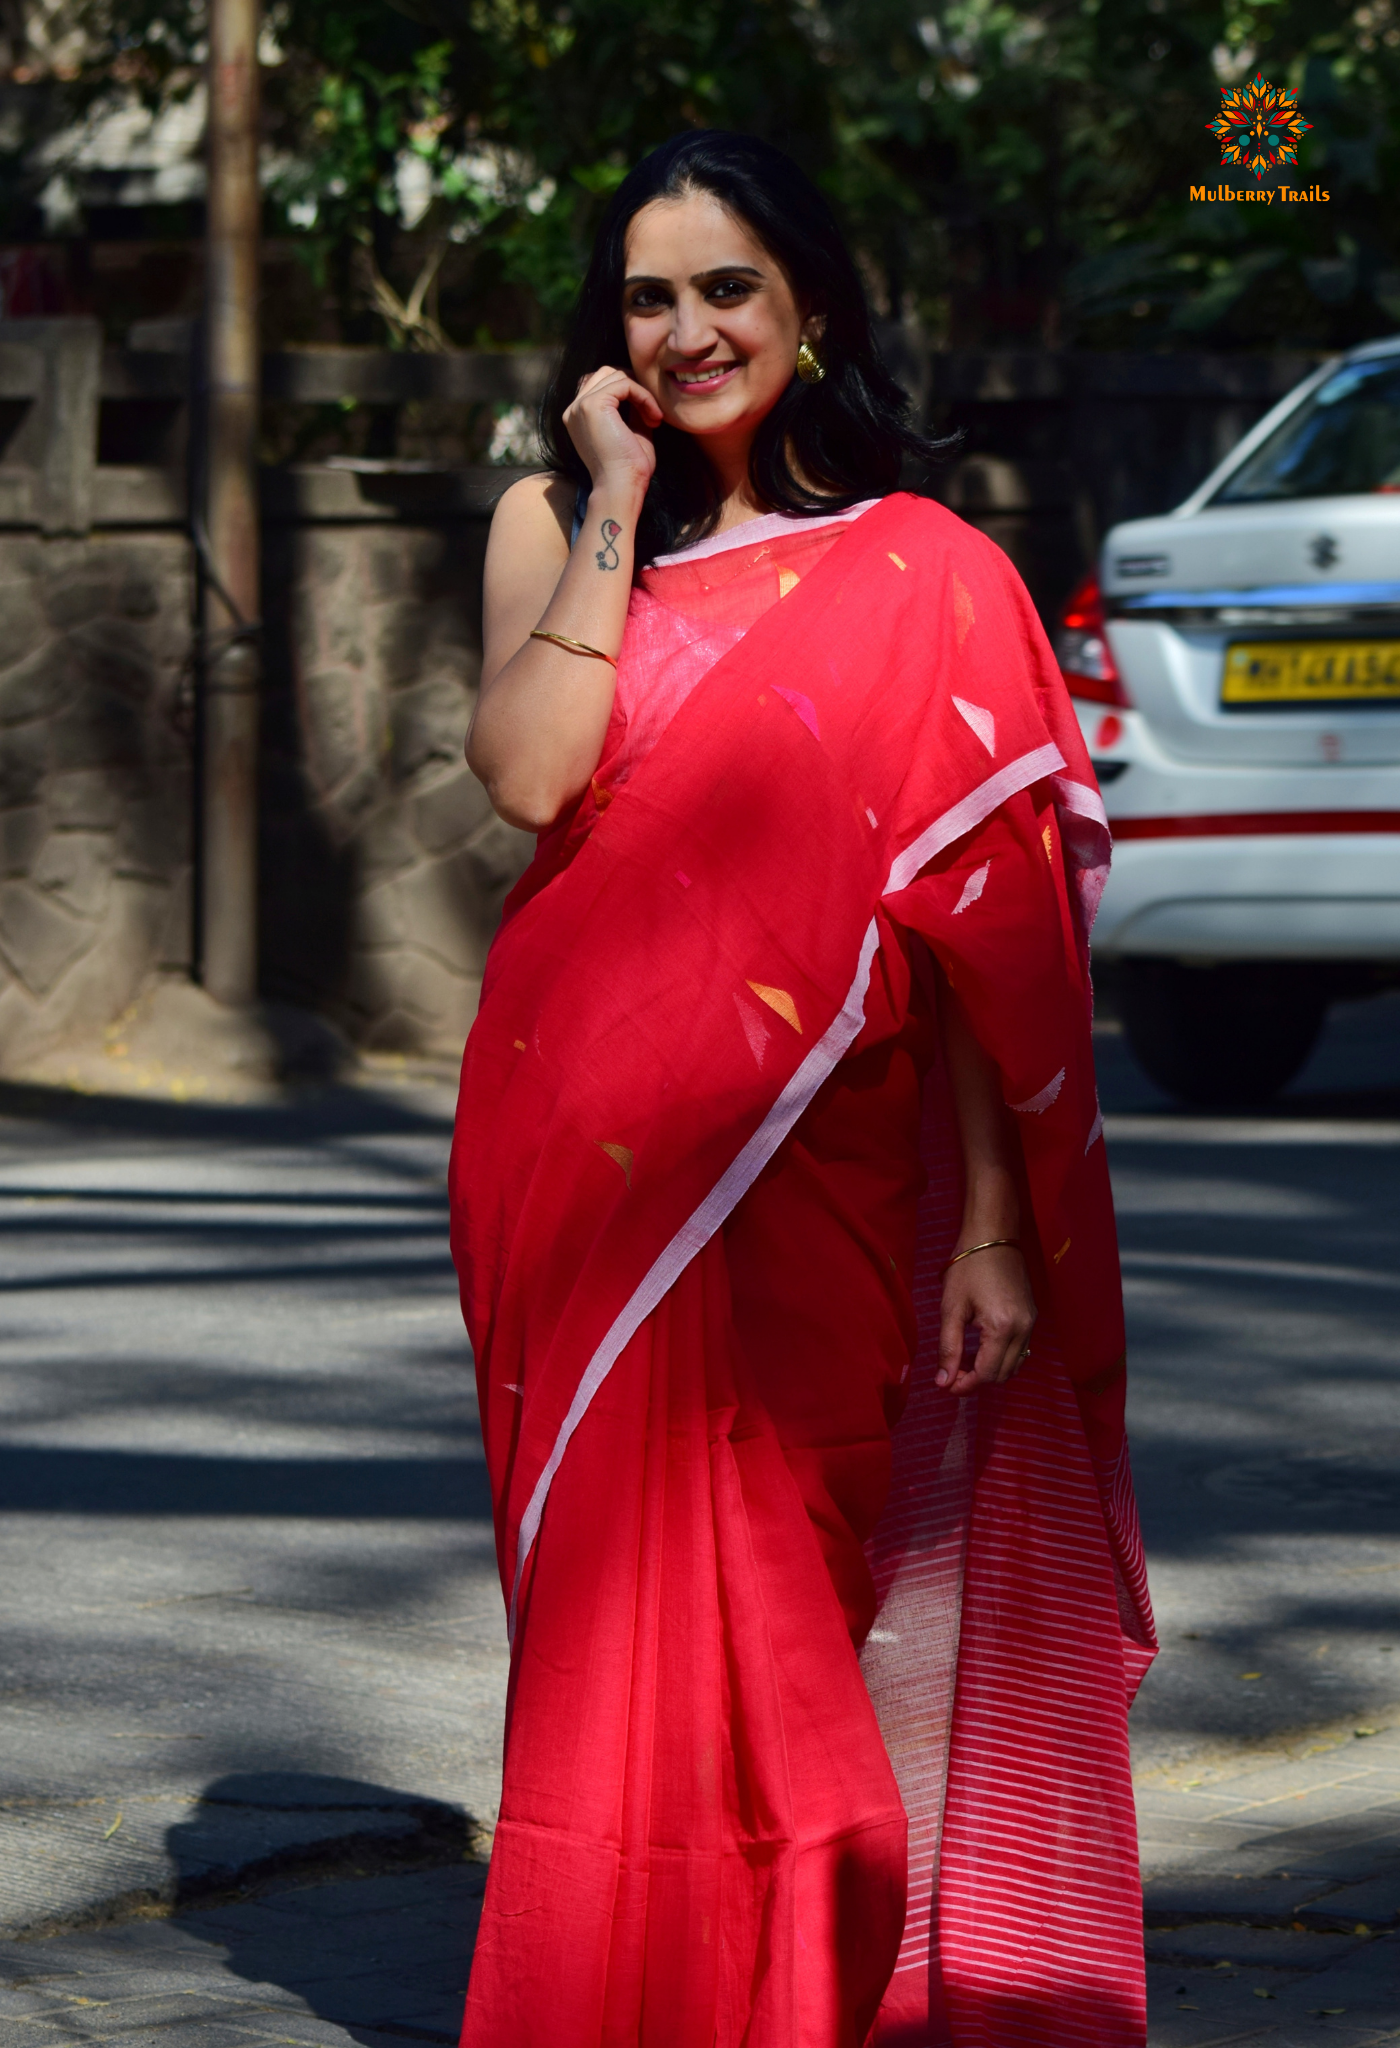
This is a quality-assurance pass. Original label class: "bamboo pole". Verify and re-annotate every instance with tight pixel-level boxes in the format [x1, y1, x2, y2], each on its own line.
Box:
[200, 0, 261, 1006]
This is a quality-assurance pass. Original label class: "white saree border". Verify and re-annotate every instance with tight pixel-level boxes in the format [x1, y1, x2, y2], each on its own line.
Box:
[507, 741, 1068, 1639]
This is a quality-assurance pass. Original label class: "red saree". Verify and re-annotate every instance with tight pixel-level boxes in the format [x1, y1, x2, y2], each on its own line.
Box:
[449, 493, 1157, 2048]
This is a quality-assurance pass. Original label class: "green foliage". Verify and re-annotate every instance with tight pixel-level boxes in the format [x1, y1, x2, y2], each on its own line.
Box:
[23, 0, 1400, 349]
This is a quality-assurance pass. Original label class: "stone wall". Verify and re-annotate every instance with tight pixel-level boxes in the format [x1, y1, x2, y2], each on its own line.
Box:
[0, 322, 1324, 1083]
[0, 489, 535, 1074]
[0, 320, 539, 1077]
[0, 529, 194, 1071]
[259, 508, 532, 1058]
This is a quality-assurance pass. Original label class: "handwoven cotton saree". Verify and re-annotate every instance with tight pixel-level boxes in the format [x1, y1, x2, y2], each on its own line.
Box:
[449, 493, 1157, 2048]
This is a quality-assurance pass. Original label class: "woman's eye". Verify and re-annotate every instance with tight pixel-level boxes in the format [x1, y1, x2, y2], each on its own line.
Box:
[708, 280, 752, 302]
[628, 290, 669, 313]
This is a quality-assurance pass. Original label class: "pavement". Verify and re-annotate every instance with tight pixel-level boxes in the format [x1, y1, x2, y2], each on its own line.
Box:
[0, 992, 1396, 2045]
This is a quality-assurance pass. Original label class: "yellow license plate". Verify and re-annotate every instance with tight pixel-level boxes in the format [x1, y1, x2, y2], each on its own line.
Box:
[1223, 639, 1400, 705]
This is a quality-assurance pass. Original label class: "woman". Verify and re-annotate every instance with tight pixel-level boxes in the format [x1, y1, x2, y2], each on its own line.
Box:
[450, 130, 1156, 2048]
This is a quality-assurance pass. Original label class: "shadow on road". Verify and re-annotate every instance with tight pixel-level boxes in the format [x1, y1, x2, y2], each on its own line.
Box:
[0, 1076, 457, 1145]
[166, 1771, 482, 2047]
[0, 1444, 492, 1517]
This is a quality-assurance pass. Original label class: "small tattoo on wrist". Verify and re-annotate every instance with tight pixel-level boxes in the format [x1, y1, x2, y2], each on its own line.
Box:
[596, 519, 622, 571]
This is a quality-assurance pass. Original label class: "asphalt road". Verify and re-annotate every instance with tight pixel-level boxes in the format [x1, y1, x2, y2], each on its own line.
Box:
[0, 989, 1396, 2044]
[1101, 992, 1400, 1777]
[0, 1073, 500, 1937]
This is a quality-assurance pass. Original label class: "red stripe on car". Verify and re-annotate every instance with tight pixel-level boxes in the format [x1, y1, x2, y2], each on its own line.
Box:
[1112, 810, 1400, 838]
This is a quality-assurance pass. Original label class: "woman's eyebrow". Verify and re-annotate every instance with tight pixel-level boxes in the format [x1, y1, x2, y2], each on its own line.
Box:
[622, 265, 765, 290]
[692, 265, 764, 285]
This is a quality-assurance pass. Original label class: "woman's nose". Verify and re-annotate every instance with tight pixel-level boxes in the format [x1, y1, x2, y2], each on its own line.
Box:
[670, 292, 719, 355]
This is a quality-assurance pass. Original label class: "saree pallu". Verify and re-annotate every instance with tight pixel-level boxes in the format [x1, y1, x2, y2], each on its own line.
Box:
[449, 494, 1158, 2048]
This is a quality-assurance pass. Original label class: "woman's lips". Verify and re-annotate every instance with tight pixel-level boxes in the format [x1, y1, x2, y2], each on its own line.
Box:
[668, 362, 741, 394]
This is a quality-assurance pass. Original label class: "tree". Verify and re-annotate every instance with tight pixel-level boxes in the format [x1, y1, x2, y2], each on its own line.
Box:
[7, 0, 1398, 351]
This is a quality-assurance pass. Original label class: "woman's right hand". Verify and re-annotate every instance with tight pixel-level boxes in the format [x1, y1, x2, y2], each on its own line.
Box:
[562, 366, 661, 502]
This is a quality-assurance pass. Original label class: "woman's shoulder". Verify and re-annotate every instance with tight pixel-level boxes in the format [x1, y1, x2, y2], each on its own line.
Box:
[489, 470, 577, 555]
[882, 491, 1026, 583]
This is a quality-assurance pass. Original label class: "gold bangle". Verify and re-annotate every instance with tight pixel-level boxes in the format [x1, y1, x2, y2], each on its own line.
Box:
[529, 628, 618, 667]
[942, 1237, 1020, 1274]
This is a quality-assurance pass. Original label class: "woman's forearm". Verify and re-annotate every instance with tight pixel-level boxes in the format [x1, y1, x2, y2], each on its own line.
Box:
[932, 960, 1038, 1393]
[467, 482, 642, 829]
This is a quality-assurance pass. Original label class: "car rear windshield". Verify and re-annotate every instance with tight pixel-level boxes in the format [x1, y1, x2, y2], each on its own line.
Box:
[1213, 355, 1400, 503]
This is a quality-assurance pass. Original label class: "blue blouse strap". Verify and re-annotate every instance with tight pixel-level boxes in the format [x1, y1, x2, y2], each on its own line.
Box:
[570, 483, 588, 547]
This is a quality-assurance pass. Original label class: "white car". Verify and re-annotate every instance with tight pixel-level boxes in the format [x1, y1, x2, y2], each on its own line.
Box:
[1053, 334, 1400, 1104]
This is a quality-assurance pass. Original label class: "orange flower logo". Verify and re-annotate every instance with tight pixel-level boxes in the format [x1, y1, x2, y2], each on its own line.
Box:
[1207, 73, 1311, 181]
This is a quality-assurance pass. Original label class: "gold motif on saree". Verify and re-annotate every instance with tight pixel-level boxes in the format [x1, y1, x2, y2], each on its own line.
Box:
[745, 982, 803, 1034]
[953, 572, 976, 648]
[596, 1141, 634, 1186]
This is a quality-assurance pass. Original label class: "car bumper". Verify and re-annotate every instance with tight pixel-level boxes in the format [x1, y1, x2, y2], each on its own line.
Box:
[1076, 703, 1400, 959]
[1094, 834, 1400, 958]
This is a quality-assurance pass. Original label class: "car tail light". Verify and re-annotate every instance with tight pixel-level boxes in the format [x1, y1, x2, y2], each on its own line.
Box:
[1054, 573, 1132, 707]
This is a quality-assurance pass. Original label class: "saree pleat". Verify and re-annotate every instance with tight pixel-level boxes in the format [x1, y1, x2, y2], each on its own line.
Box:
[466, 1138, 913, 2048]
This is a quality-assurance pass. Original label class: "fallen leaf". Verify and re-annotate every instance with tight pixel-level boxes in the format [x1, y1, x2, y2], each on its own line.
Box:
[1213, 1959, 1233, 1971]
[1253, 1987, 1275, 1999]
[1292, 1920, 1307, 1932]
[1354, 1922, 1371, 1936]
[1177, 2003, 1199, 2011]
[1354, 1726, 1378, 1737]
[102, 1812, 123, 1840]
[1238, 1671, 1263, 1680]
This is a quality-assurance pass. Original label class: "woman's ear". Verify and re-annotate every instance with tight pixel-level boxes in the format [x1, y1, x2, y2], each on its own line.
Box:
[802, 312, 828, 347]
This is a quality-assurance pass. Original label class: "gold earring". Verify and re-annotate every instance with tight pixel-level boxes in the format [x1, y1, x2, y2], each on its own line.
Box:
[796, 339, 826, 384]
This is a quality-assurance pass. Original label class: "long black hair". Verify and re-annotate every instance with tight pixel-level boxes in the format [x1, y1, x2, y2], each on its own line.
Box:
[538, 130, 948, 567]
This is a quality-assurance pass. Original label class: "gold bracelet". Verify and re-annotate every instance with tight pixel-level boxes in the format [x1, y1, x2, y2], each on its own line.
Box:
[942, 1237, 1020, 1274]
[529, 628, 618, 667]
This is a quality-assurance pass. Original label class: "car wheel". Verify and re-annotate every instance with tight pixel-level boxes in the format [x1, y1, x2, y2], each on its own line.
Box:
[1119, 960, 1327, 1108]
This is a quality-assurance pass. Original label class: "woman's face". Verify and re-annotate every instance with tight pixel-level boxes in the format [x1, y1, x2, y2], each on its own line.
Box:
[622, 190, 816, 448]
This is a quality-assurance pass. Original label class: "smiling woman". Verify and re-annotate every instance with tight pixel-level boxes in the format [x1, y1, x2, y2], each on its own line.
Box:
[451, 130, 1156, 2048]
[465, 133, 941, 832]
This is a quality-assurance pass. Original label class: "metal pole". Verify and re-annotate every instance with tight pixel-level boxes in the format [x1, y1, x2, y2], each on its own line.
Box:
[201, 0, 261, 1007]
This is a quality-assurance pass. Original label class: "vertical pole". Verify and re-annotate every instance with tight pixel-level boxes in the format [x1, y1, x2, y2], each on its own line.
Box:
[201, 0, 261, 1006]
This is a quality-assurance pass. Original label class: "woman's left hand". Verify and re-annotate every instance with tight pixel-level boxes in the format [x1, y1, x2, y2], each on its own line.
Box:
[936, 1245, 1037, 1396]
